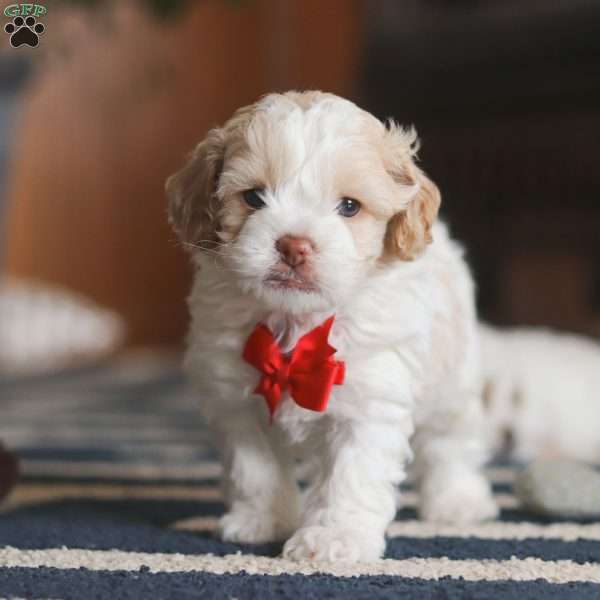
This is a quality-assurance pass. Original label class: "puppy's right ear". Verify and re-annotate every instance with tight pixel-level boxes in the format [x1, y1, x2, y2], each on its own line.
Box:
[166, 127, 225, 249]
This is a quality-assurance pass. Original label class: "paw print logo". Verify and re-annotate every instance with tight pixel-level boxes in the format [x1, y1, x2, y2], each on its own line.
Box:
[4, 15, 45, 48]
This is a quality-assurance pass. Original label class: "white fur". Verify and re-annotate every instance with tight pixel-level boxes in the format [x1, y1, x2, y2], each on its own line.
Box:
[480, 324, 600, 462]
[179, 93, 497, 563]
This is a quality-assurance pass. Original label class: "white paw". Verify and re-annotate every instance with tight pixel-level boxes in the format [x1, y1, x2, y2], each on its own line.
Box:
[419, 472, 499, 524]
[219, 509, 281, 544]
[282, 526, 385, 563]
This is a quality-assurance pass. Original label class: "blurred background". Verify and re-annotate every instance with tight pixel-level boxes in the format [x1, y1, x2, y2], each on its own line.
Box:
[1, 0, 599, 376]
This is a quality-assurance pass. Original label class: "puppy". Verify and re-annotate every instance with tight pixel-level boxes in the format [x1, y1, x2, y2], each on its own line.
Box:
[480, 324, 600, 463]
[167, 91, 497, 563]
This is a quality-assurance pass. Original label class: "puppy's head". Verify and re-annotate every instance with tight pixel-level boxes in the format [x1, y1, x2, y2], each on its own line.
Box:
[167, 91, 440, 314]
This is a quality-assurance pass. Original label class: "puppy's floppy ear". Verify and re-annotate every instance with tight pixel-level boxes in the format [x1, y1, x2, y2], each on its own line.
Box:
[166, 127, 225, 249]
[382, 123, 441, 261]
[384, 171, 441, 261]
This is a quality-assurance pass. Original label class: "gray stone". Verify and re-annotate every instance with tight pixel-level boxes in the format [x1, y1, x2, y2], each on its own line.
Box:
[515, 459, 600, 518]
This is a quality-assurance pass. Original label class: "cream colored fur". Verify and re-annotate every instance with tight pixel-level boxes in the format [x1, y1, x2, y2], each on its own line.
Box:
[167, 91, 497, 563]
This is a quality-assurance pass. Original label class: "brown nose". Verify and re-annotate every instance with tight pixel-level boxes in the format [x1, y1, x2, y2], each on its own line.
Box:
[275, 235, 314, 267]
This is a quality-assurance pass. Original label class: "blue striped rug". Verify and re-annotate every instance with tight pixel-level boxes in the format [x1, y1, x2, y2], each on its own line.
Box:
[1, 356, 599, 599]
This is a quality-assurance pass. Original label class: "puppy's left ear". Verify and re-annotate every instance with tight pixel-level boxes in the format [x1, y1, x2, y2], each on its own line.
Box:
[384, 171, 441, 261]
[382, 124, 441, 261]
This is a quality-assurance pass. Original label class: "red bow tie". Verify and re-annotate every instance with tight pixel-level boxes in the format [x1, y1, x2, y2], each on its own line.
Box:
[242, 316, 346, 419]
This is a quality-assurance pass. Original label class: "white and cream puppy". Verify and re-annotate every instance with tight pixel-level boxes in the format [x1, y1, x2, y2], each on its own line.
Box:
[167, 91, 497, 563]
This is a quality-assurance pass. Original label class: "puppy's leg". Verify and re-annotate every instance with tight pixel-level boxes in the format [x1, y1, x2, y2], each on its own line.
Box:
[412, 391, 498, 524]
[216, 409, 300, 544]
[283, 418, 412, 562]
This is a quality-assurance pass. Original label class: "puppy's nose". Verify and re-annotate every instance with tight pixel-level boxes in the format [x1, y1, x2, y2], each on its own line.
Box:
[275, 235, 314, 267]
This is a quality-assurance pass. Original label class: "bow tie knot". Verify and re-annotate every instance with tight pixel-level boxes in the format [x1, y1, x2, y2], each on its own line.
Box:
[274, 360, 291, 389]
[242, 316, 345, 420]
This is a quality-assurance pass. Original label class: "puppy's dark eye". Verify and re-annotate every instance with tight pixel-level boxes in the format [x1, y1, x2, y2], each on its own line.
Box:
[243, 189, 266, 210]
[337, 197, 361, 218]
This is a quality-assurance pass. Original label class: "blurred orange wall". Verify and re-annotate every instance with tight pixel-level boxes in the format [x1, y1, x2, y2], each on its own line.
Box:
[4, 0, 364, 346]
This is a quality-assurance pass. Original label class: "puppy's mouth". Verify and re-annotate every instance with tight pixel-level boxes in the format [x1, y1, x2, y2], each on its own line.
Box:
[264, 263, 319, 293]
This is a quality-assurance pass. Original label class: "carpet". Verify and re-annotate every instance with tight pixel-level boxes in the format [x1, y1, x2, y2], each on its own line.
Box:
[0, 355, 599, 599]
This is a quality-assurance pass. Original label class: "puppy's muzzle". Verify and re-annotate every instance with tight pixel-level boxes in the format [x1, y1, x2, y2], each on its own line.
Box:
[266, 235, 318, 291]
[275, 235, 315, 268]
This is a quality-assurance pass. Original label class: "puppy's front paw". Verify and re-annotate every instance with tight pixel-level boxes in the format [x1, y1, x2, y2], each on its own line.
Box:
[282, 526, 384, 563]
[219, 509, 280, 544]
[419, 472, 498, 524]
